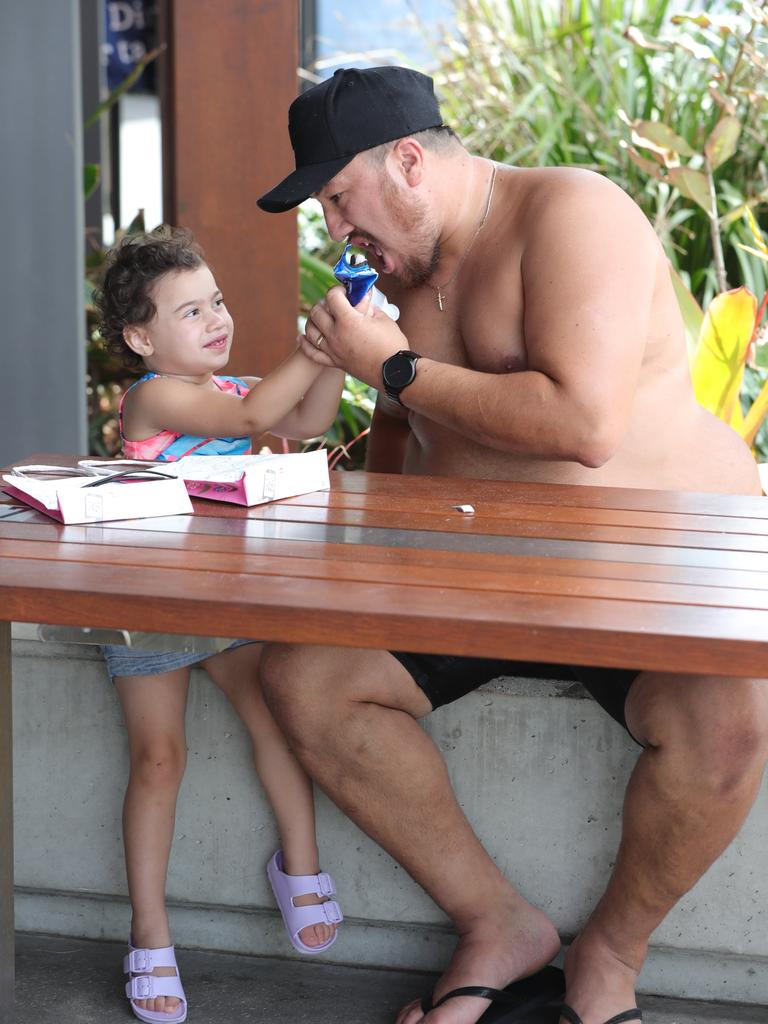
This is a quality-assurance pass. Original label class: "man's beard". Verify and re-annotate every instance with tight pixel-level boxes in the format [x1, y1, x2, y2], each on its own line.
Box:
[380, 174, 441, 289]
[400, 238, 441, 289]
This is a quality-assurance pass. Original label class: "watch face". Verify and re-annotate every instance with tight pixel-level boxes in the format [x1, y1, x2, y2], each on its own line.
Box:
[385, 356, 415, 388]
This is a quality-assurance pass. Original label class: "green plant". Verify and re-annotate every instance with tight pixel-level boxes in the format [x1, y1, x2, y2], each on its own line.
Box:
[432, 0, 768, 461]
[433, 1, 768, 308]
[689, 285, 767, 444]
[685, 210, 768, 458]
[435, 2, 677, 179]
[619, 3, 768, 306]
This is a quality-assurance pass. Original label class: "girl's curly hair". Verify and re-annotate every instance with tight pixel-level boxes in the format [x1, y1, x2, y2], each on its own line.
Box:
[94, 225, 206, 369]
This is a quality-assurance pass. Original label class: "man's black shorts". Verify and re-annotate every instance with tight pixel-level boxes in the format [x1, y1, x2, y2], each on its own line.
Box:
[391, 651, 641, 742]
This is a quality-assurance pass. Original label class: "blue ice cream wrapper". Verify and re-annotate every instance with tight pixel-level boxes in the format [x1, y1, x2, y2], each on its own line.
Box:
[333, 244, 378, 305]
[332, 245, 400, 320]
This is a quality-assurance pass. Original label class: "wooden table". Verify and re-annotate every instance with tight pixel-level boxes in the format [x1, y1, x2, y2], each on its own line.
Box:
[2, 466, 768, 1008]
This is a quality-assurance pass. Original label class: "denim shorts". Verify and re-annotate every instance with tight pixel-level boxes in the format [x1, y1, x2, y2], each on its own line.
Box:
[102, 640, 254, 682]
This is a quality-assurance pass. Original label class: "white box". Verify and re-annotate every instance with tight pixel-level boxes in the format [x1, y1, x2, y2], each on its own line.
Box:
[168, 451, 331, 507]
[2, 471, 193, 524]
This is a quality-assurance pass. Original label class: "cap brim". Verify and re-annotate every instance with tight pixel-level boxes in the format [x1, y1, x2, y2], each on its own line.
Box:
[257, 155, 355, 213]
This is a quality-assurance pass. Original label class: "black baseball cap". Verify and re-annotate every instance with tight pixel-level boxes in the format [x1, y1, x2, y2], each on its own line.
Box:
[257, 66, 443, 214]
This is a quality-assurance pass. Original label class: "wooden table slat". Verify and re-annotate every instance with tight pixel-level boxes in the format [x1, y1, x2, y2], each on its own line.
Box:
[5, 516, 768, 578]
[218, 502, 768, 553]
[14, 515, 767, 573]
[5, 503, 768, 559]
[324, 471, 768, 518]
[5, 537, 768, 611]
[3, 557, 768, 677]
[277, 493, 768, 536]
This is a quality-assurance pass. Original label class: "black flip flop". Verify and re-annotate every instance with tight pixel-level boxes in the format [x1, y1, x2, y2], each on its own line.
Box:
[560, 1007, 642, 1024]
[421, 965, 565, 1023]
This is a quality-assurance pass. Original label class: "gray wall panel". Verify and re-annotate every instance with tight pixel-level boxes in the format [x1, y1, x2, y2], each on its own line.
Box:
[0, 1, 87, 467]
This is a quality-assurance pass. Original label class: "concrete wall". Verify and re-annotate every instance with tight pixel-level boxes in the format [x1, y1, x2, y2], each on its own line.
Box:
[11, 627, 768, 1004]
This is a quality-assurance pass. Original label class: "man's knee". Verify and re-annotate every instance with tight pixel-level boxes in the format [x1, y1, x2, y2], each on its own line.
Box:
[629, 674, 768, 786]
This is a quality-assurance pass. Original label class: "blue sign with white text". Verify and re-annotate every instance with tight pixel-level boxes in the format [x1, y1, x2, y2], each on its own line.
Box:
[104, 0, 158, 93]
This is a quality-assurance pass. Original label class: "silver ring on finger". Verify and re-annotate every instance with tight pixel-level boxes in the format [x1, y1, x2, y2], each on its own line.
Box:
[315, 333, 325, 348]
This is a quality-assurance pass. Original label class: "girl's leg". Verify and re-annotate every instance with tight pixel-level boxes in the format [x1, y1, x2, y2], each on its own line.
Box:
[116, 668, 190, 1017]
[203, 643, 336, 948]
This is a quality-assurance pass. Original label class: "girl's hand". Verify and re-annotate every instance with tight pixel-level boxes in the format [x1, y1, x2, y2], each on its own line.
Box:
[297, 332, 339, 367]
[302, 287, 408, 387]
[299, 296, 339, 367]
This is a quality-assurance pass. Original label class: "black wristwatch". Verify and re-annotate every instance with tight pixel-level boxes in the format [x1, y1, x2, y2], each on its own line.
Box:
[382, 350, 421, 404]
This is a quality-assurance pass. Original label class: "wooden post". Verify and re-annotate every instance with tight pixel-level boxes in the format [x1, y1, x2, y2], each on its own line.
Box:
[0, 621, 13, 1006]
[161, 1, 299, 383]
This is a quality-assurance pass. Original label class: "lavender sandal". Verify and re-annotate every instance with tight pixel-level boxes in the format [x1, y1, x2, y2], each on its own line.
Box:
[267, 849, 343, 954]
[124, 942, 188, 1023]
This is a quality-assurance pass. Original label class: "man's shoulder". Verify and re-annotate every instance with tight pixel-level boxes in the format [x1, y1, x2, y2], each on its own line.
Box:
[504, 165, 651, 251]
[508, 164, 632, 213]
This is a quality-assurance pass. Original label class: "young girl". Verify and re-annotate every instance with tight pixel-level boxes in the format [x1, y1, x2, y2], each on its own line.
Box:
[96, 226, 345, 1023]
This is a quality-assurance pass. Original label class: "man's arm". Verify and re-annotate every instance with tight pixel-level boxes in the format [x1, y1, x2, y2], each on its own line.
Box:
[308, 172, 661, 467]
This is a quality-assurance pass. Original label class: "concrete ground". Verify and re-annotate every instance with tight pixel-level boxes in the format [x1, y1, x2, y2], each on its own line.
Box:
[14, 933, 766, 1024]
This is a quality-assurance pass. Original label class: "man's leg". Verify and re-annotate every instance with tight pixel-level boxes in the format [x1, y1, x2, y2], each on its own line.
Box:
[563, 672, 768, 1024]
[260, 643, 561, 1024]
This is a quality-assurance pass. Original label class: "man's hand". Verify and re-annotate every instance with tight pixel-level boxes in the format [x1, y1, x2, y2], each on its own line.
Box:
[300, 286, 407, 385]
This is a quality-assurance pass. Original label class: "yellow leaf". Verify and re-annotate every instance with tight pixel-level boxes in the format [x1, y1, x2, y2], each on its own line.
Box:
[742, 378, 768, 447]
[690, 287, 757, 427]
[732, 402, 746, 433]
[671, 14, 711, 28]
[720, 201, 749, 228]
[745, 207, 768, 255]
[736, 243, 768, 263]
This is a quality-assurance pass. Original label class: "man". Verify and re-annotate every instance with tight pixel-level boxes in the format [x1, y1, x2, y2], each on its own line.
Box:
[256, 66, 768, 1024]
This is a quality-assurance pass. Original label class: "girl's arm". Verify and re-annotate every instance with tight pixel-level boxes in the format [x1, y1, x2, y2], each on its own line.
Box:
[123, 347, 341, 441]
[268, 365, 345, 439]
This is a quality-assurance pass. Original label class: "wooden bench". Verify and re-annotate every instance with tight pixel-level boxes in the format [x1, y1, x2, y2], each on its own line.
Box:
[2, 458, 768, 1008]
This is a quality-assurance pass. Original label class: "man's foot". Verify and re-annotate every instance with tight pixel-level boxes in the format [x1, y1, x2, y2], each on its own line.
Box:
[395, 897, 561, 1024]
[559, 930, 642, 1024]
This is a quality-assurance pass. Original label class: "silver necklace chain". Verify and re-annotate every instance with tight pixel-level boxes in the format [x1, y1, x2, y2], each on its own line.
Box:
[431, 162, 498, 312]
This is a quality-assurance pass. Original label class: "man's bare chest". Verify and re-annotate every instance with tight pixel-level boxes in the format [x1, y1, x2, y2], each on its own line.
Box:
[397, 275, 527, 375]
